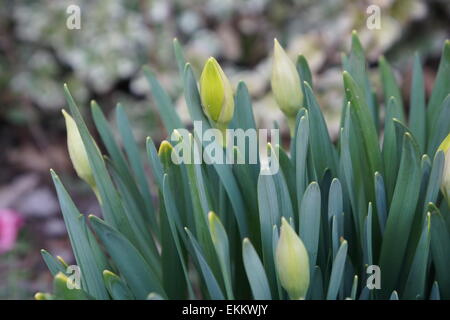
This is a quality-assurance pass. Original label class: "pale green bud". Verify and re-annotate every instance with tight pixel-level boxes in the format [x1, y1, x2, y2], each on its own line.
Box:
[438, 133, 450, 205]
[62, 109, 97, 191]
[276, 217, 310, 299]
[200, 57, 235, 129]
[271, 39, 303, 120]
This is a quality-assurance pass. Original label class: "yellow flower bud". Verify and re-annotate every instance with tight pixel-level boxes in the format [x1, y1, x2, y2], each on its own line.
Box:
[200, 57, 235, 130]
[271, 39, 303, 133]
[438, 133, 450, 205]
[62, 109, 96, 191]
[276, 217, 310, 299]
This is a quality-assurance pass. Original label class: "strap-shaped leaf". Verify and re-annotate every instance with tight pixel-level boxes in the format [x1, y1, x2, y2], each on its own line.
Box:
[403, 214, 430, 300]
[303, 83, 337, 177]
[427, 94, 450, 155]
[379, 56, 405, 122]
[382, 97, 402, 200]
[346, 31, 377, 128]
[116, 105, 156, 224]
[185, 227, 225, 300]
[51, 170, 109, 299]
[299, 182, 321, 268]
[89, 215, 165, 300]
[350, 275, 358, 300]
[103, 270, 134, 300]
[208, 212, 234, 299]
[430, 206, 450, 299]
[409, 53, 426, 152]
[295, 110, 310, 212]
[430, 282, 441, 300]
[143, 66, 184, 133]
[173, 38, 187, 78]
[379, 133, 421, 298]
[326, 240, 348, 300]
[257, 173, 280, 295]
[308, 266, 324, 300]
[242, 238, 272, 300]
[426, 40, 450, 134]
[343, 71, 382, 177]
[390, 291, 399, 300]
[231, 81, 257, 131]
[41, 249, 67, 277]
[374, 172, 387, 234]
[162, 174, 196, 298]
[363, 204, 373, 266]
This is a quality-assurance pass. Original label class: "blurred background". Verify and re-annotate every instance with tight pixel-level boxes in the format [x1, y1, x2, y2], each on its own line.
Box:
[0, 0, 449, 299]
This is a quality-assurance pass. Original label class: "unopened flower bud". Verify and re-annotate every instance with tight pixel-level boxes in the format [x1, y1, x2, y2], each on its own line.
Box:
[276, 217, 310, 299]
[200, 57, 235, 133]
[271, 39, 303, 134]
[62, 109, 97, 192]
[438, 133, 450, 205]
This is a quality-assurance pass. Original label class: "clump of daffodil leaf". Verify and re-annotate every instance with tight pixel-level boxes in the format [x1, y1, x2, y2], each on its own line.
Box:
[39, 35, 450, 300]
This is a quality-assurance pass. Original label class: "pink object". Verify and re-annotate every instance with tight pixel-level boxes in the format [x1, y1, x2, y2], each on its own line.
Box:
[0, 209, 24, 254]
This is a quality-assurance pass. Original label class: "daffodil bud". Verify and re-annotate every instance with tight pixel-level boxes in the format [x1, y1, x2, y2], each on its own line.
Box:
[200, 57, 235, 131]
[276, 217, 310, 299]
[438, 133, 450, 205]
[271, 39, 303, 134]
[62, 109, 96, 191]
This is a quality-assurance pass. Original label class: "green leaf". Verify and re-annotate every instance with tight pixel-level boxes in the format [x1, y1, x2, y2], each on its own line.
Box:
[374, 172, 387, 234]
[173, 38, 187, 78]
[89, 215, 165, 299]
[242, 238, 272, 300]
[146, 136, 165, 189]
[295, 110, 310, 212]
[143, 66, 184, 133]
[379, 56, 405, 122]
[53, 273, 93, 300]
[257, 173, 280, 295]
[430, 282, 440, 300]
[379, 133, 421, 298]
[363, 203, 373, 266]
[308, 266, 324, 300]
[299, 182, 321, 268]
[340, 104, 366, 239]
[161, 174, 196, 299]
[424, 151, 445, 207]
[50, 170, 108, 299]
[343, 71, 382, 177]
[346, 31, 377, 127]
[427, 94, 450, 155]
[409, 53, 426, 152]
[350, 275, 358, 300]
[430, 206, 450, 299]
[271, 145, 294, 224]
[115, 105, 156, 225]
[426, 40, 450, 134]
[41, 249, 67, 277]
[326, 240, 348, 300]
[103, 270, 134, 300]
[382, 97, 402, 200]
[231, 81, 257, 131]
[390, 291, 399, 300]
[208, 212, 234, 299]
[402, 214, 430, 300]
[303, 83, 337, 177]
[108, 162, 161, 275]
[185, 227, 225, 300]
[297, 54, 313, 106]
